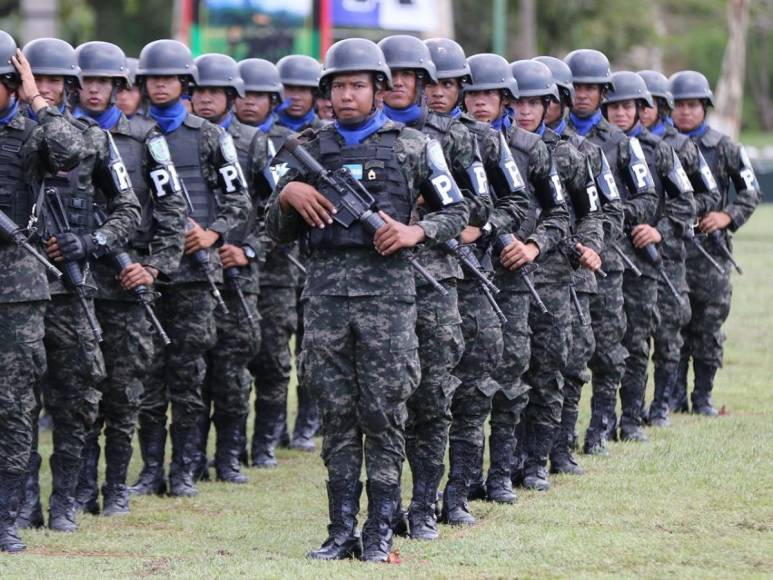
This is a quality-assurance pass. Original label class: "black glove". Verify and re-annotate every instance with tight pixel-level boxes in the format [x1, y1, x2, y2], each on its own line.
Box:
[56, 232, 95, 261]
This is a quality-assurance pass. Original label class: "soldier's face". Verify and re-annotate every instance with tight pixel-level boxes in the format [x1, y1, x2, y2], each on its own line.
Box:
[639, 102, 658, 128]
[330, 73, 375, 125]
[316, 97, 334, 120]
[283, 85, 314, 117]
[544, 98, 562, 125]
[145, 76, 183, 105]
[672, 99, 705, 132]
[573, 83, 602, 116]
[191, 87, 229, 120]
[464, 89, 503, 124]
[79, 76, 113, 112]
[606, 100, 638, 132]
[425, 79, 460, 114]
[34, 75, 65, 107]
[235, 91, 272, 124]
[0, 82, 10, 110]
[116, 86, 142, 116]
[384, 69, 418, 109]
[514, 96, 545, 132]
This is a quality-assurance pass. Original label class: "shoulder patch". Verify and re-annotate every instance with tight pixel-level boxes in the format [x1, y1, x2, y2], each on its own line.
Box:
[147, 135, 172, 164]
[219, 131, 238, 163]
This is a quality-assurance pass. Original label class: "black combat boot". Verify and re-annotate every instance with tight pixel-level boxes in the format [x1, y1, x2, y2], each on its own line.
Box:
[361, 480, 398, 563]
[191, 410, 211, 483]
[648, 367, 673, 428]
[307, 480, 363, 560]
[48, 454, 81, 533]
[15, 452, 44, 529]
[407, 463, 444, 540]
[550, 428, 584, 476]
[522, 422, 554, 492]
[440, 441, 476, 526]
[0, 471, 26, 553]
[467, 443, 487, 501]
[214, 414, 248, 484]
[238, 415, 249, 466]
[510, 421, 527, 486]
[291, 384, 320, 452]
[74, 434, 100, 515]
[102, 436, 133, 516]
[128, 423, 167, 496]
[584, 394, 612, 456]
[251, 401, 284, 468]
[390, 486, 408, 538]
[692, 362, 719, 417]
[671, 356, 690, 413]
[168, 424, 199, 497]
[486, 429, 517, 503]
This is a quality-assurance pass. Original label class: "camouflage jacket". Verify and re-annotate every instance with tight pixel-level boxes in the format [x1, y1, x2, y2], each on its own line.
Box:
[265, 119, 469, 297]
[0, 107, 84, 304]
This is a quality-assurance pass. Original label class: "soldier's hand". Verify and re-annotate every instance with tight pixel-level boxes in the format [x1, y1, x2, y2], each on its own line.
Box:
[575, 242, 602, 271]
[11, 50, 43, 110]
[120, 263, 155, 290]
[219, 244, 248, 268]
[46, 233, 93, 262]
[279, 181, 336, 229]
[500, 238, 539, 270]
[698, 211, 731, 234]
[185, 220, 220, 254]
[630, 224, 662, 248]
[460, 226, 482, 244]
[373, 211, 426, 255]
[45, 237, 62, 261]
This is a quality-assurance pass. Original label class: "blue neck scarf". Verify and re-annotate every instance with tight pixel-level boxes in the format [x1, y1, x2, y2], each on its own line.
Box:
[149, 100, 187, 134]
[552, 117, 567, 136]
[0, 98, 19, 125]
[382, 103, 422, 126]
[627, 123, 643, 137]
[335, 110, 387, 146]
[665, 116, 674, 127]
[491, 110, 512, 131]
[450, 106, 462, 119]
[649, 119, 666, 137]
[219, 112, 234, 130]
[27, 100, 66, 122]
[535, 122, 546, 137]
[569, 109, 602, 136]
[256, 114, 274, 134]
[73, 105, 122, 131]
[277, 104, 316, 132]
[684, 122, 707, 138]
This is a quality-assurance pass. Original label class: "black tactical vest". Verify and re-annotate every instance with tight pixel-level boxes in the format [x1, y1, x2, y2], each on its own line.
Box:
[228, 120, 259, 245]
[165, 115, 216, 227]
[508, 126, 542, 239]
[0, 118, 35, 226]
[112, 115, 156, 248]
[696, 129, 726, 207]
[635, 130, 665, 223]
[312, 127, 412, 249]
[586, 123, 627, 200]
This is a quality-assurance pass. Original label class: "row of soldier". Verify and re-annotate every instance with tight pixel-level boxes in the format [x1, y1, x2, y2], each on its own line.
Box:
[0, 32, 760, 563]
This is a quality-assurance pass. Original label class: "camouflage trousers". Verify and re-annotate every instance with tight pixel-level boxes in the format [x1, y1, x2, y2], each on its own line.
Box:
[299, 294, 420, 486]
[140, 283, 217, 428]
[89, 299, 155, 480]
[0, 301, 46, 474]
[587, 270, 627, 437]
[203, 289, 261, 419]
[44, 293, 106, 463]
[618, 270, 659, 430]
[405, 281, 463, 475]
[652, 259, 690, 375]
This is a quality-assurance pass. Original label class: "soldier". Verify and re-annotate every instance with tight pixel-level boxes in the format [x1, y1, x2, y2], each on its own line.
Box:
[602, 71, 694, 441]
[265, 38, 468, 561]
[189, 52, 262, 484]
[235, 58, 300, 467]
[115, 58, 144, 118]
[511, 59, 605, 476]
[128, 40, 250, 498]
[0, 31, 84, 551]
[20, 37, 141, 533]
[638, 70, 705, 426]
[669, 71, 761, 415]
[564, 49, 658, 454]
[69, 41, 187, 517]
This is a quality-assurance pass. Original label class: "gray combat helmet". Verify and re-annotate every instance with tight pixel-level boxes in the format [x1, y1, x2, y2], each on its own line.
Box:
[424, 38, 470, 83]
[126, 58, 139, 87]
[193, 53, 245, 98]
[23, 37, 81, 88]
[276, 55, 321, 88]
[135, 39, 198, 86]
[604, 71, 653, 108]
[669, 70, 715, 107]
[637, 70, 674, 110]
[378, 35, 438, 84]
[239, 58, 283, 101]
[464, 53, 519, 99]
[76, 41, 130, 89]
[319, 38, 392, 96]
[564, 49, 614, 90]
[0, 30, 18, 85]
[510, 59, 559, 101]
[534, 55, 574, 106]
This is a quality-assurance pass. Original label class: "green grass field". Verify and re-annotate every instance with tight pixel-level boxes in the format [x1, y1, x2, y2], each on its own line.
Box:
[3, 208, 773, 578]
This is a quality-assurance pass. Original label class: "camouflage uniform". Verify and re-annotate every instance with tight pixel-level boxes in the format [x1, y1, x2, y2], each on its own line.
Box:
[1, 106, 83, 542]
[675, 125, 761, 412]
[266, 119, 468, 554]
